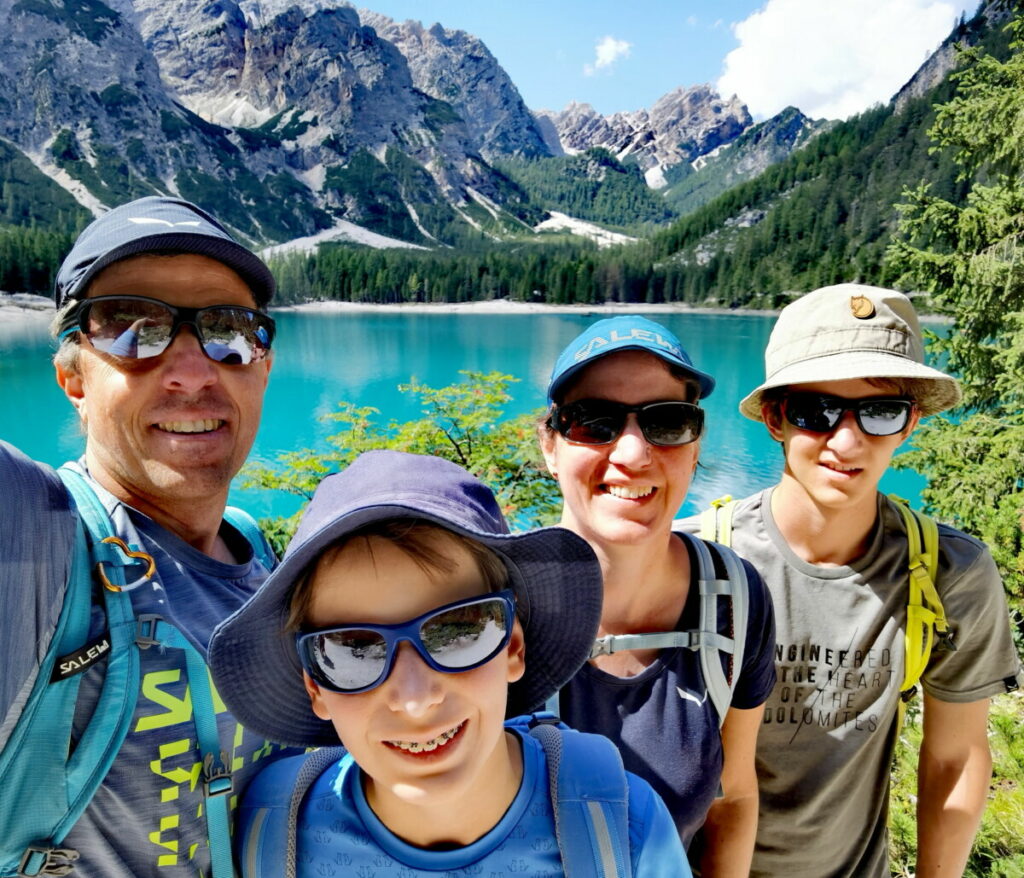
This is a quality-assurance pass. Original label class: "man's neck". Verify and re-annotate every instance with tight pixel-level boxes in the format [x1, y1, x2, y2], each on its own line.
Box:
[770, 477, 879, 567]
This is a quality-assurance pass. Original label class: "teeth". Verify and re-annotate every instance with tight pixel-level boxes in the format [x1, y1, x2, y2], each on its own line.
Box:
[606, 485, 654, 499]
[388, 722, 464, 753]
[157, 419, 223, 433]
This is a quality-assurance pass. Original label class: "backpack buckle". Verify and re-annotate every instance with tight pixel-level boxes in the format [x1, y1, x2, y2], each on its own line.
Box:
[18, 845, 79, 877]
[135, 614, 164, 648]
[202, 752, 234, 798]
[900, 685, 918, 704]
[938, 629, 957, 651]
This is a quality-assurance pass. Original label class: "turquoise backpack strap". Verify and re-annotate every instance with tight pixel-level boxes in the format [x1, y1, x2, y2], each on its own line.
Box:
[0, 468, 143, 877]
[529, 722, 632, 878]
[224, 506, 276, 571]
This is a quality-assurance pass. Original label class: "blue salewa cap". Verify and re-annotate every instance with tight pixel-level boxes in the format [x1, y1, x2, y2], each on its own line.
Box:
[54, 196, 276, 308]
[546, 315, 716, 403]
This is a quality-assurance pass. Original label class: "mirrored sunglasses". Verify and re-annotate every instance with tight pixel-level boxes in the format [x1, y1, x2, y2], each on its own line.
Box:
[296, 590, 515, 694]
[59, 295, 275, 365]
[783, 392, 913, 437]
[548, 399, 704, 447]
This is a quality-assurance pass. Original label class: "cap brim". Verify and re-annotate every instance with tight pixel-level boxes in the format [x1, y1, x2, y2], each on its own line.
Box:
[739, 351, 962, 420]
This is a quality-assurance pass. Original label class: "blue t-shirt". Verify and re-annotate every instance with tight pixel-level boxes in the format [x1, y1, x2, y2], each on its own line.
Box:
[557, 535, 776, 846]
[237, 729, 690, 877]
[0, 442, 292, 876]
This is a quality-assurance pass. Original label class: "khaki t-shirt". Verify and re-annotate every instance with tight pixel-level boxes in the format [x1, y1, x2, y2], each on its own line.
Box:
[682, 489, 1022, 878]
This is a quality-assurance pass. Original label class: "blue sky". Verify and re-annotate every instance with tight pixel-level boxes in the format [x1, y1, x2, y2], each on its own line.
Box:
[359, 0, 979, 120]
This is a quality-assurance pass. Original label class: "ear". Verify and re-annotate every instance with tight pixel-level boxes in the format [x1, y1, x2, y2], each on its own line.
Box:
[505, 618, 526, 685]
[762, 401, 785, 442]
[55, 360, 86, 420]
[537, 420, 559, 479]
[898, 407, 922, 444]
[303, 671, 332, 721]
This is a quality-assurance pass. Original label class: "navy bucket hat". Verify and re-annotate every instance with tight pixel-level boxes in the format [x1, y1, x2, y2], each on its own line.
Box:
[54, 196, 275, 308]
[209, 450, 604, 748]
[547, 315, 715, 403]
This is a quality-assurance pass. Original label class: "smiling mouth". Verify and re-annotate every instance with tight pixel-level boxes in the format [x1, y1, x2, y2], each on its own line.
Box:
[604, 484, 655, 500]
[156, 419, 225, 434]
[821, 462, 862, 475]
[385, 721, 466, 754]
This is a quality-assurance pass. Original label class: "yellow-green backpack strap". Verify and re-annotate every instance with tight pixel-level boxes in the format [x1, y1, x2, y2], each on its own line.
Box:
[888, 495, 947, 703]
[700, 495, 734, 547]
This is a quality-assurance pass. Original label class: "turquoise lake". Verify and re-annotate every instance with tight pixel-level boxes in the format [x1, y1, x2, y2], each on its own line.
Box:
[0, 307, 927, 522]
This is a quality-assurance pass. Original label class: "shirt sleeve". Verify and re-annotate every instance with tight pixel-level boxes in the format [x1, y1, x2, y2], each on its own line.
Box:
[0, 441, 76, 749]
[628, 771, 693, 877]
[922, 526, 1023, 702]
[731, 558, 777, 709]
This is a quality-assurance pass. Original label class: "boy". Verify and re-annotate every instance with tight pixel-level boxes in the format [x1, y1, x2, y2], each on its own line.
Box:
[689, 284, 1021, 877]
[210, 450, 690, 876]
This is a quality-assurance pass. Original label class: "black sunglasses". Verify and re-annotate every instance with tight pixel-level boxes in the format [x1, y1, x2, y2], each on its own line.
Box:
[59, 295, 275, 365]
[296, 591, 516, 695]
[783, 392, 914, 437]
[548, 399, 704, 447]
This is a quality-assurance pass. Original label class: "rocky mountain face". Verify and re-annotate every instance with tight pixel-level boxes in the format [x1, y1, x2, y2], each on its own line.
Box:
[664, 107, 830, 216]
[0, 0, 541, 247]
[534, 86, 752, 187]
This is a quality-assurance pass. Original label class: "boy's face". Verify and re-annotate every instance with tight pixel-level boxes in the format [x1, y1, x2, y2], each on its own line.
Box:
[302, 533, 526, 838]
[764, 377, 919, 512]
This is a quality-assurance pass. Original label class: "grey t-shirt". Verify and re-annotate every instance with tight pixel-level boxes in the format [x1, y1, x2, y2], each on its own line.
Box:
[693, 488, 1022, 878]
[1, 442, 293, 876]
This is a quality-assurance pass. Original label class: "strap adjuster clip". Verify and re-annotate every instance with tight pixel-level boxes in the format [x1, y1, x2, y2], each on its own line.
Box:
[135, 614, 163, 648]
[203, 752, 234, 798]
[18, 845, 79, 877]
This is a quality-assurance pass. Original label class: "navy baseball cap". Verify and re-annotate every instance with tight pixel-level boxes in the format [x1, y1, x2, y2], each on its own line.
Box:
[209, 450, 604, 747]
[547, 315, 716, 402]
[54, 196, 276, 308]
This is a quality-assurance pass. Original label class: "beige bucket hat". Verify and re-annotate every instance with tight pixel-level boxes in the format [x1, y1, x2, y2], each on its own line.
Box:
[739, 283, 962, 421]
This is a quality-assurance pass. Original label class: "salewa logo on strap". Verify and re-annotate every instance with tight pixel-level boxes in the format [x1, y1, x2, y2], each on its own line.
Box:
[574, 328, 682, 362]
[51, 635, 111, 681]
[127, 218, 203, 228]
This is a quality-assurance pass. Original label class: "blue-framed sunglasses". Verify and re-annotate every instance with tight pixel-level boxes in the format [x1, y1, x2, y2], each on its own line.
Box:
[296, 590, 516, 694]
[58, 295, 275, 365]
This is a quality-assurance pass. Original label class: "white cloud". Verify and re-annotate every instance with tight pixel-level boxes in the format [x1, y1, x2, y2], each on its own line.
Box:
[584, 35, 632, 77]
[716, 0, 972, 121]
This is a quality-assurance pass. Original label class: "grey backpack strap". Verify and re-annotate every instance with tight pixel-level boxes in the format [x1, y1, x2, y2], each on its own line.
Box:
[285, 747, 347, 878]
[679, 532, 749, 728]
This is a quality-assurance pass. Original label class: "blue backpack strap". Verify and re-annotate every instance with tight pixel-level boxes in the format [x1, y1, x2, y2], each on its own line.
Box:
[0, 468, 144, 876]
[224, 506, 276, 571]
[529, 721, 632, 878]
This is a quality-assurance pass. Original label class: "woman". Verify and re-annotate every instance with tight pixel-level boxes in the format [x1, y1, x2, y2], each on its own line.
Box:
[538, 315, 776, 876]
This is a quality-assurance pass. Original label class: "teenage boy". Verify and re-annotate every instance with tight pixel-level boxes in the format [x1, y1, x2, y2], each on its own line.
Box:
[703, 284, 1022, 877]
[1, 197, 285, 876]
[210, 450, 690, 876]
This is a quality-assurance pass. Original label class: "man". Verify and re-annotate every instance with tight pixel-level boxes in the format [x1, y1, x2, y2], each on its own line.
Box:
[0, 197, 287, 875]
[692, 284, 1021, 877]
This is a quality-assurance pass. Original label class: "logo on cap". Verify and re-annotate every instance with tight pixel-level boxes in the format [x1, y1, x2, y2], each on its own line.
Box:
[127, 218, 203, 228]
[573, 328, 682, 363]
[850, 295, 876, 319]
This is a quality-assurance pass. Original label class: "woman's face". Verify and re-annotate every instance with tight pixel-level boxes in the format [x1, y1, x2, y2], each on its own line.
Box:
[540, 350, 700, 553]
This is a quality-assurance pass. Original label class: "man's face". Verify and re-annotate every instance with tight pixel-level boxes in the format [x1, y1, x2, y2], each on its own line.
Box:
[57, 253, 272, 514]
[764, 377, 919, 512]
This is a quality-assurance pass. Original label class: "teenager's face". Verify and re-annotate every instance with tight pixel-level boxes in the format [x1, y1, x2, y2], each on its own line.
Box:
[540, 350, 700, 552]
[302, 533, 525, 836]
[765, 378, 919, 512]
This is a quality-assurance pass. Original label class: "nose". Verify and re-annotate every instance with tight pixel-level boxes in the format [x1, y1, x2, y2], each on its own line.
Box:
[826, 409, 863, 454]
[607, 413, 652, 468]
[383, 642, 445, 717]
[159, 326, 219, 393]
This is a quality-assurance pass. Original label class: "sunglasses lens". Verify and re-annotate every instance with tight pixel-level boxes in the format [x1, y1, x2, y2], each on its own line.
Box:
[556, 402, 623, 445]
[785, 394, 843, 432]
[857, 400, 910, 436]
[306, 629, 389, 692]
[420, 598, 510, 670]
[197, 307, 273, 365]
[84, 298, 175, 359]
[639, 403, 704, 446]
